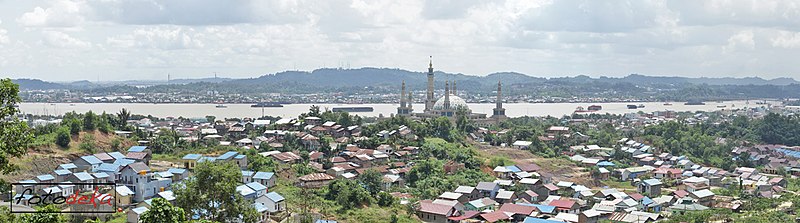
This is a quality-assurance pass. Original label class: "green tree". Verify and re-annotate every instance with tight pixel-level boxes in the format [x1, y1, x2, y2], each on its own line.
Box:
[325, 179, 373, 210]
[117, 108, 131, 129]
[19, 205, 67, 223]
[83, 111, 97, 131]
[376, 191, 396, 207]
[205, 115, 215, 123]
[69, 119, 81, 135]
[140, 198, 187, 223]
[174, 161, 258, 223]
[358, 169, 383, 195]
[55, 126, 71, 148]
[0, 206, 16, 223]
[0, 79, 33, 176]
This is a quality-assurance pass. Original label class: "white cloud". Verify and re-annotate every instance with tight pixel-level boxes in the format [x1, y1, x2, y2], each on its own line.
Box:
[723, 30, 755, 53]
[771, 31, 800, 48]
[16, 0, 87, 27]
[0, 20, 9, 44]
[41, 31, 91, 48]
[108, 26, 204, 50]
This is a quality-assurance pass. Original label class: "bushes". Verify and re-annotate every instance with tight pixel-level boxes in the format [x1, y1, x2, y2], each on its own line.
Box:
[55, 127, 71, 148]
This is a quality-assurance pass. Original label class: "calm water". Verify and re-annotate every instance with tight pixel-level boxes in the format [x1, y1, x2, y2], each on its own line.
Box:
[20, 101, 765, 119]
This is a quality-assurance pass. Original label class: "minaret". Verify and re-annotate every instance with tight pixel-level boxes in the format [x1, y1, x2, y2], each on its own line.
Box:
[425, 56, 435, 112]
[453, 80, 457, 96]
[492, 80, 506, 120]
[407, 93, 413, 110]
[444, 81, 451, 110]
[397, 80, 412, 116]
[400, 80, 407, 108]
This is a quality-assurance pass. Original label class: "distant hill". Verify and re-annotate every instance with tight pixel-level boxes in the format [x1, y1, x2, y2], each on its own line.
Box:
[12, 69, 799, 92]
[12, 79, 67, 90]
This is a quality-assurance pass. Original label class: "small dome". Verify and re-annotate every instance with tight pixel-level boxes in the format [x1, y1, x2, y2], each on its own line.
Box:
[433, 94, 470, 111]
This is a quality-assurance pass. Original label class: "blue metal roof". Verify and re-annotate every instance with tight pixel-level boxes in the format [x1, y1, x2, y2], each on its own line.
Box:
[253, 203, 268, 213]
[116, 185, 135, 196]
[107, 152, 126, 160]
[242, 170, 254, 177]
[73, 172, 94, 181]
[128, 146, 148, 152]
[132, 206, 149, 214]
[517, 203, 556, 213]
[198, 156, 216, 162]
[54, 169, 71, 176]
[315, 220, 338, 223]
[237, 185, 256, 197]
[93, 172, 110, 178]
[59, 163, 77, 169]
[113, 158, 136, 166]
[253, 171, 274, 180]
[505, 165, 522, 173]
[246, 182, 267, 192]
[168, 168, 187, 174]
[234, 154, 246, 159]
[641, 196, 654, 206]
[597, 161, 616, 166]
[36, 174, 55, 181]
[182, 154, 202, 160]
[265, 192, 284, 202]
[523, 217, 564, 223]
[218, 151, 239, 160]
[80, 155, 103, 165]
[97, 163, 121, 172]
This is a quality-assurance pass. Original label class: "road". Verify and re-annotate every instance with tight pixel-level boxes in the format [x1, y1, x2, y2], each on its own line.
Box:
[0, 201, 36, 212]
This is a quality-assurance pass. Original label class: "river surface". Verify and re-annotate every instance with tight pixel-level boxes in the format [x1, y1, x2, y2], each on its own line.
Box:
[19, 101, 765, 119]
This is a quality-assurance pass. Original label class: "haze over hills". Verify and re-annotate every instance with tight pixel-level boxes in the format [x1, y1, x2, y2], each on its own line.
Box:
[11, 68, 799, 91]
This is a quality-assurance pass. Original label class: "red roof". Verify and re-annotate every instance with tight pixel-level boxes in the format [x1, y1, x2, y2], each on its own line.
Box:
[126, 152, 148, 160]
[419, 202, 453, 216]
[673, 190, 689, 198]
[516, 163, 541, 172]
[549, 199, 577, 210]
[448, 211, 480, 221]
[544, 183, 559, 191]
[628, 193, 644, 201]
[499, 203, 536, 215]
[480, 211, 510, 222]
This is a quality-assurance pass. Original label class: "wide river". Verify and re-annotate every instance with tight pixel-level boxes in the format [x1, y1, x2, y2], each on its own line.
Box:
[19, 101, 768, 119]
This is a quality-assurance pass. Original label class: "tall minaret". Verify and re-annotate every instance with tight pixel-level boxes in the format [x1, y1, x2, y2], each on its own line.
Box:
[444, 81, 451, 110]
[453, 80, 457, 96]
[398, 80, 412, 116]
[492, 80, 506, 120]
[407, 93, 413, 110]
[425, 56, 435, 112]
[400, 80, 407, 108]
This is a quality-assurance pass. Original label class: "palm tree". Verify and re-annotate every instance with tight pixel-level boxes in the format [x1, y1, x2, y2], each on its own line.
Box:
[117, 108, 131, 129]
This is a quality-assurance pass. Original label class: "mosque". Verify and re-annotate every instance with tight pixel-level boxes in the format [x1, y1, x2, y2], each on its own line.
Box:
[396, 58, 507, 125]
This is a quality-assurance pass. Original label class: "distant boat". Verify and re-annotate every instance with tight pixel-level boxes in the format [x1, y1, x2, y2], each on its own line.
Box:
[332, 107, 374, 112]
[69, 104, 75, 106]
[637, 104, 645, 108]
[663, 102, 673, 106]
[215, 104, 227, 108]
[627, 105, 638, 109]
[685, 100, 705, 105]
[574, 106, 588, 113]
[588, 105, 602, 111]
[717, 105, 727, 108]
[251, 102, 283, 108]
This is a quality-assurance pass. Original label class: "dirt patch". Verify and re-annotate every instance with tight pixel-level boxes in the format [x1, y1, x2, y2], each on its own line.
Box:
[474, 144, 600, 187]
[3, 131, 136, 183]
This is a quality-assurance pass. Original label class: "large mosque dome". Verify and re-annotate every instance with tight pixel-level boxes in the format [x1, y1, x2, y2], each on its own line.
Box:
[433, 94, 470, 111]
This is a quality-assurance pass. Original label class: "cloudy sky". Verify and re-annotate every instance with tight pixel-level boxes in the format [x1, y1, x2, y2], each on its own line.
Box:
[1, 0, 799, 81]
